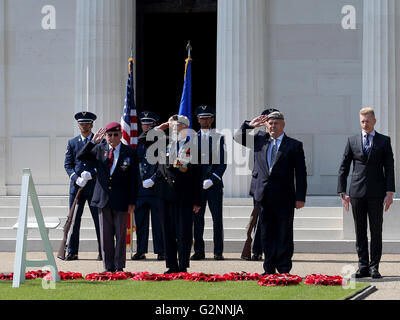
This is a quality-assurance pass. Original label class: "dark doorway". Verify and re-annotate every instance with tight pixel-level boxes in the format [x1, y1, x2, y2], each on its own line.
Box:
[136, 1, 217, 131]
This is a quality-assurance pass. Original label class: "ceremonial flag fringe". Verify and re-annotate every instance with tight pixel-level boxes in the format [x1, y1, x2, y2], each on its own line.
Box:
[121, 54, 138, 250]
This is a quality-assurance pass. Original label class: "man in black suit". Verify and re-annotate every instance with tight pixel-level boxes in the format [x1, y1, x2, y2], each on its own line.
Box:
[64, 111, 102, 261]
[152, 115, 203, 274]
[234, 111, 307, 275]
[77, 122, 138, 272]
[338, 107, 395, 279]
[191, 105, 227, 261]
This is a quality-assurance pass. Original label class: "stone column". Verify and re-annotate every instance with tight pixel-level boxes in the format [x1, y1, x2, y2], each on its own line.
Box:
[0, 0, 6, 195]
[216, 0, 267, 197]
[75, 0, 135, 133]
[362, 0, 400, 195]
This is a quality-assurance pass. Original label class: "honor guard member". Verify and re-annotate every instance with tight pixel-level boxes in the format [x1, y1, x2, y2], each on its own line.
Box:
[153, 115, 203, 274]
[191, 106, 227, 261]
[131, 111, 165, 261]
[64, 111, 102, 261]
[77, 122, 138, 272]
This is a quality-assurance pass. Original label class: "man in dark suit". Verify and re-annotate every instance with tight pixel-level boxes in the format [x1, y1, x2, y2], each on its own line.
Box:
[338, 107, 395, 279]
[77, 122, 138, 272]
[64, 111, 102, 261]
[132, 111, 165, 261]
[191, 105, 227, 261]
[234, 111, 307, 275]
[152, 115, 203, 274]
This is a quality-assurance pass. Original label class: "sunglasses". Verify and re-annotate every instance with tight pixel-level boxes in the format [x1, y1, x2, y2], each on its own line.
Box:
[107, 132, 120, 137]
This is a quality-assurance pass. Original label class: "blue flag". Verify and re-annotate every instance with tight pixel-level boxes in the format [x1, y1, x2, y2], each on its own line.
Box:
[178, 57, 192, 127]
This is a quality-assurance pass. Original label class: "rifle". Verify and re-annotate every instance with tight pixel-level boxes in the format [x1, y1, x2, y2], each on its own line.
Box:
[240, 205, 258, 260]
[57, 188, 83, 260]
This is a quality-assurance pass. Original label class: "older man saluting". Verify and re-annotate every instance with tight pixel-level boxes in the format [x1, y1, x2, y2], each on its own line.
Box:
[234, 111, 307, 275]
[77, 122, 138, 272]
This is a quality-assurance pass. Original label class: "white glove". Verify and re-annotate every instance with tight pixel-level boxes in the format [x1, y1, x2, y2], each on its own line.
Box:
[76, 177, 88, 188]
[81, 171, 92, 181]
[143, 179, 155, 189]
[203, 179, 214, 190]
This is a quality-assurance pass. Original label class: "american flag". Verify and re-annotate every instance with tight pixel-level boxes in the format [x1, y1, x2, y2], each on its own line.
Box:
[121, 56, 138, 148]
[121, 55, 137, 250]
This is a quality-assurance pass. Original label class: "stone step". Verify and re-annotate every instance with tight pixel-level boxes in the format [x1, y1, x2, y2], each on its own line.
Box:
[0, 205, 343, 219]
[0, 215, 342, 229]
[1, 238, 400, 254]
[0, 226, 343, 241]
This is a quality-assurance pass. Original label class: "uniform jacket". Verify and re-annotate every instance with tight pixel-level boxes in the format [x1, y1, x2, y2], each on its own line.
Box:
[154, 139, 203, 207]
[337, 132, 395, 198]
[64, 134, 97, 195]
[77, 140, 138, 211]
[197, 131, 227, 190]
[137, 130, 158, 198]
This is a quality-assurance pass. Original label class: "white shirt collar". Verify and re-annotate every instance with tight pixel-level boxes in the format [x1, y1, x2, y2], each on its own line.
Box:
[109, 142, 121, 151]
[362, 130, 375, 137]
[270, 133, 285, 142]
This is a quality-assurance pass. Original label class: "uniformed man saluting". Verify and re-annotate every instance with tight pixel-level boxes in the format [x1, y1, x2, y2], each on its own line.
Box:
[64, 111, 102, 261]
[77, 122, 138, 272]
[152, 115, 203, 274]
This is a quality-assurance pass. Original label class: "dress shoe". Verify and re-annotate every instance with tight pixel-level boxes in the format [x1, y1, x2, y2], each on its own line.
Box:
[97, 254, 102, 261]
[251, 254, 263, 261]
[65, 253, 78, 261]
[103, 269, 115, 273]
[370, 269, 382, 279]
[157, 254, 165, 261]
[241, 255, 251, 261]
[214, 254, 224, 261]
[164, 268, 179, 274]
[131, 253, 146, 260]
[262, 271, 276, 276]
[355, 268, 371, 279]
[115, 268, 124, 273]
[179, 268, 188, 273]
[190, 253, 205, 260]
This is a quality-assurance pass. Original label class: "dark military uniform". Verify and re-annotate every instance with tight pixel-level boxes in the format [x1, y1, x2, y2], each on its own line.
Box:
[133, 112, 164, 260]
[191, 106, 227, 260]
[153, 115, 203, 273]
[64, 112, 101, 259]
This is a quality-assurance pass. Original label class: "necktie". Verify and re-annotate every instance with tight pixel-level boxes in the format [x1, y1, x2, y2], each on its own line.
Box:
[363, 134, 370, 155]
[270, 139, 277, 170]
[83, 138, 87, 145]
[108, 147, 114, 172]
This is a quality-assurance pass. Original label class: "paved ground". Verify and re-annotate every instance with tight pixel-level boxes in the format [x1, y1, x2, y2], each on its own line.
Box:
[1, 252, 399, 299]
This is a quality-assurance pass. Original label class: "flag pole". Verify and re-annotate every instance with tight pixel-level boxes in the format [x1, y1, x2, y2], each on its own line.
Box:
[86, 65, 89, 111]
[186, 40, 192, 58]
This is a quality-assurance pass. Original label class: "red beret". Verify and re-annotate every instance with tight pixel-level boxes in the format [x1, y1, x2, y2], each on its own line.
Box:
[105, 122, 121, 132]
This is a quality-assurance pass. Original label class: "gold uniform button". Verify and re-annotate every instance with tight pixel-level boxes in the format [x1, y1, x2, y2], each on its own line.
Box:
[109, 187, 112, 190]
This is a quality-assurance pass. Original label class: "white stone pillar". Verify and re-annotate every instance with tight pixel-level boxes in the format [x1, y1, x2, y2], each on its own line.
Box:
[0, 0, 6, 195]
[216, 0, 266, 197]
[75, 0, 135, 132]
[362, 0, 400, 194]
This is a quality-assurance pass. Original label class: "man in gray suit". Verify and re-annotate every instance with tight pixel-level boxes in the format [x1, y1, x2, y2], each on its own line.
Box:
[338, 107, 395, 279]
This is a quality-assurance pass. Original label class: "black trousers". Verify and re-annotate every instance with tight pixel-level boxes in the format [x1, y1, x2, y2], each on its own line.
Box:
[350, 197, 384, 270]
[257, 197, 295, 274]
[135, 197, 164, 255]
[193, 187, 224, 255]
[68, 191, 101, 256]
[160, 200, 193, 270]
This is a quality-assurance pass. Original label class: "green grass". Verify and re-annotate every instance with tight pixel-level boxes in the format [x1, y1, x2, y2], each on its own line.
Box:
[0, 279, 369, 300]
